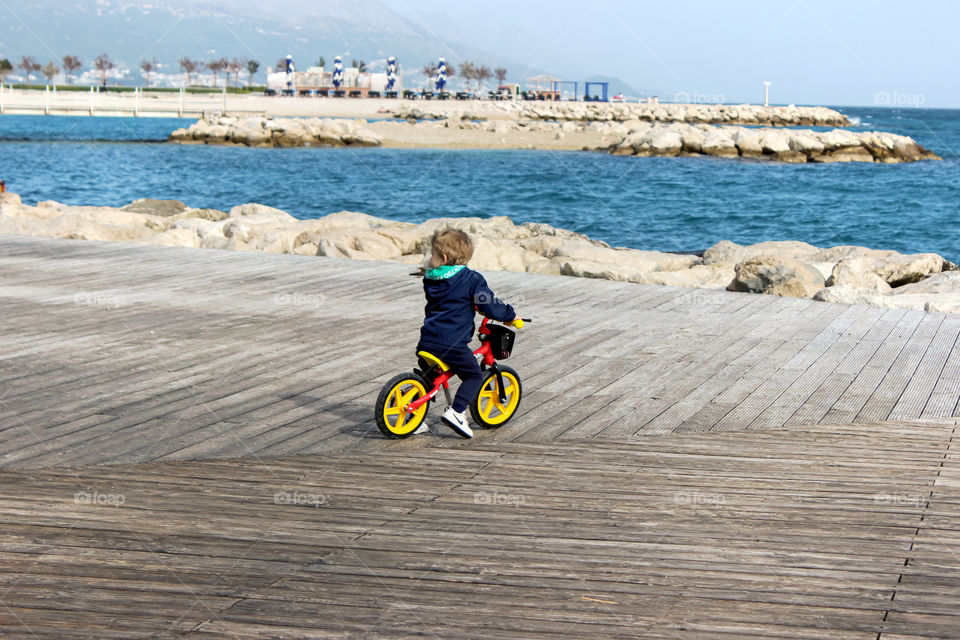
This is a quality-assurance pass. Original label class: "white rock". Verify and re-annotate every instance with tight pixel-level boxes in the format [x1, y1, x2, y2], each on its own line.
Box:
[813, 285, 892, 307]
[646, 129, 684, 156]
[149, 227, 201, 248]
[733, 129, 763, 157]
[894, 271, 960, 294]
[789, 133, 825, 155]
[701, 129, 738, 157]
[728, 255, 825, 298]
[826, 258, 893, 293]
[872, 253, 944, 286]
[759, 130, 791, 154]
[172, 217, 225, 239]
[228, 203, 299, 225]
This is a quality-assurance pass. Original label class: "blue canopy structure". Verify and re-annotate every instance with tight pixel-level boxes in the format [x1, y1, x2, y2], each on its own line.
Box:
[584, 81, 609, 102]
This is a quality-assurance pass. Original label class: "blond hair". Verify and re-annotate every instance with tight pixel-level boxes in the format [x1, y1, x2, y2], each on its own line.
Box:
[431, 228, 474, 265]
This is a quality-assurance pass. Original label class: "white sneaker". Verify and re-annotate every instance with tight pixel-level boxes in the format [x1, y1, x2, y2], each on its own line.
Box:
[412, 423, 430, 435]
[441, 407, 473, 439]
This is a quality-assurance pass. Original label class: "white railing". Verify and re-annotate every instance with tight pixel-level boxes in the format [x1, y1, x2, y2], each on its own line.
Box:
[0, 86, 261, 118]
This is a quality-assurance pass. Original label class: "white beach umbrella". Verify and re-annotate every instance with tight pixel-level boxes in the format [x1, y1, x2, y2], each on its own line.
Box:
[284, 54, 295, 92]
[435, 57, 446, 92]
[332, 56, 343, 89]
[386, 56, 397, 92]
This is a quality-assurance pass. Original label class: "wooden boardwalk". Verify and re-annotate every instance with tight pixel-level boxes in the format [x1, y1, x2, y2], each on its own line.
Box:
[1, 235, 959, 637]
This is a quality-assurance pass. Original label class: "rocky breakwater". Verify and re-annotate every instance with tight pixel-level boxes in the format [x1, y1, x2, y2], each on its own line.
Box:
[391, 101, 851, 126]
[169, 115, 381, 147]
[715, 240, 960, 312]
[3, 191, 959, 313]
[514, 102, 851, 126]
[609, 122, 940, 163]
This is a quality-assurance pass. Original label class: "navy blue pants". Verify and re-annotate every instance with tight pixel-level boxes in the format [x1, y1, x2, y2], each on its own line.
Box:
[417, 342, 483, 413]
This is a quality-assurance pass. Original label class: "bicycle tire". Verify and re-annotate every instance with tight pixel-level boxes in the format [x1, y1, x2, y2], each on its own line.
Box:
[470, 365, 522, 429]
[375, 372, 430, 438]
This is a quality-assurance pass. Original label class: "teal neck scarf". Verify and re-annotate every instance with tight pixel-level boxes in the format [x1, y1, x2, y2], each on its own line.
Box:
[425, 264, 465, 280]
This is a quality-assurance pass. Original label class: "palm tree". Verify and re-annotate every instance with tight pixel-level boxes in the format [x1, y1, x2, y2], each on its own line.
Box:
[0, 59, 13, 83]
[246, 59, 260, 86]
[62, 55, 82, 84]
[494, 67, 507, 86]
[41, 61, 59, 83]
[316, 56, 325, 69]
[179, 57, 198, 86]
[93, 54, 114, 86]
[357, 60, 367, 73]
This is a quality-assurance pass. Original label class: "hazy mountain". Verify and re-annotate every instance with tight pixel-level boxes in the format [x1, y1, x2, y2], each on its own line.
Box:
[0, 0, 643, 93]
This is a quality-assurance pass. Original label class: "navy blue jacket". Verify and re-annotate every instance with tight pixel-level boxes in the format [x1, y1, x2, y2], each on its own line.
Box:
[419, 267, 516, 348]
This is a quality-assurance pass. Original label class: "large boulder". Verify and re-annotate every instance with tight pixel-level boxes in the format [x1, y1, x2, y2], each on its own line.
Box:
[759, 130, 791, 155]
[871, 253, 944, 287]
[789, 133, 825, 156]
[630, 263, 735, 288]
[727, 255, 825, 298]
[271, 119, 310, 146]
[815, 245, 900, 263]
[704, 240, 821, 266]
[680, 127, 705, 153]
[544, 241, 699, 272]
[824, 147, 875, 163]
[470, 236, 539, 272]
[733, 129, 763, 158]
[353, 230, 404, 260]
[121, 199, 190, 217]
[826, 258, 893, 293]
[885, 272, 960, 313]
[820, 129, 863, 151]
[231, 118, 271, 146]
[813, 285, 892, 307]
[891, 271, 960, 294]
[701, 129, 738, 158]
[228, 203, 299, 225]
[703, 240, 748, 265]
[645, 129, 684, 156]
[148, 227, 201, 248]
[172, 217, 226, 239]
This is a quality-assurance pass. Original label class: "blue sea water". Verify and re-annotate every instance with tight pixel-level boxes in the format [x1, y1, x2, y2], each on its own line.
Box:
[0, 106, 958, 259]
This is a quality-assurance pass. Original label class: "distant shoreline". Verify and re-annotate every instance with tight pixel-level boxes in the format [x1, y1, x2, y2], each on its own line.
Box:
[0, 87, 848, 123]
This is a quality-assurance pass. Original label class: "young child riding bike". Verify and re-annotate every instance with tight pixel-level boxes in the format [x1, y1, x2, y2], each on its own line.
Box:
[417, 228, 523, 438]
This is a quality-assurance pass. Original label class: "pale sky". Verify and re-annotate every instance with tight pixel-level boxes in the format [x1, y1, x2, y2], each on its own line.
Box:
[383, 0, 960, 107]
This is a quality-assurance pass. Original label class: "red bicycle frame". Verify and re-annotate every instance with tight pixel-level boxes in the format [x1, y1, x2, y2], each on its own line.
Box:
[404, 317, 497, 414]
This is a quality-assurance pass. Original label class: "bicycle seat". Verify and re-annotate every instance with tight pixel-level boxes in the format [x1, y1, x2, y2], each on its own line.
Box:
[417, 350, 450, 372]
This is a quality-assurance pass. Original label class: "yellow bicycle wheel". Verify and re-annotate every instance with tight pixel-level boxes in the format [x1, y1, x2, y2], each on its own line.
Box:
[375, 373, 430, 438]
[470, 365, 522, 428]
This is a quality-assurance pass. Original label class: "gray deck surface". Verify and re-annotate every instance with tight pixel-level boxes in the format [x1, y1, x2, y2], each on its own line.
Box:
[0, 235, 958, 638]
